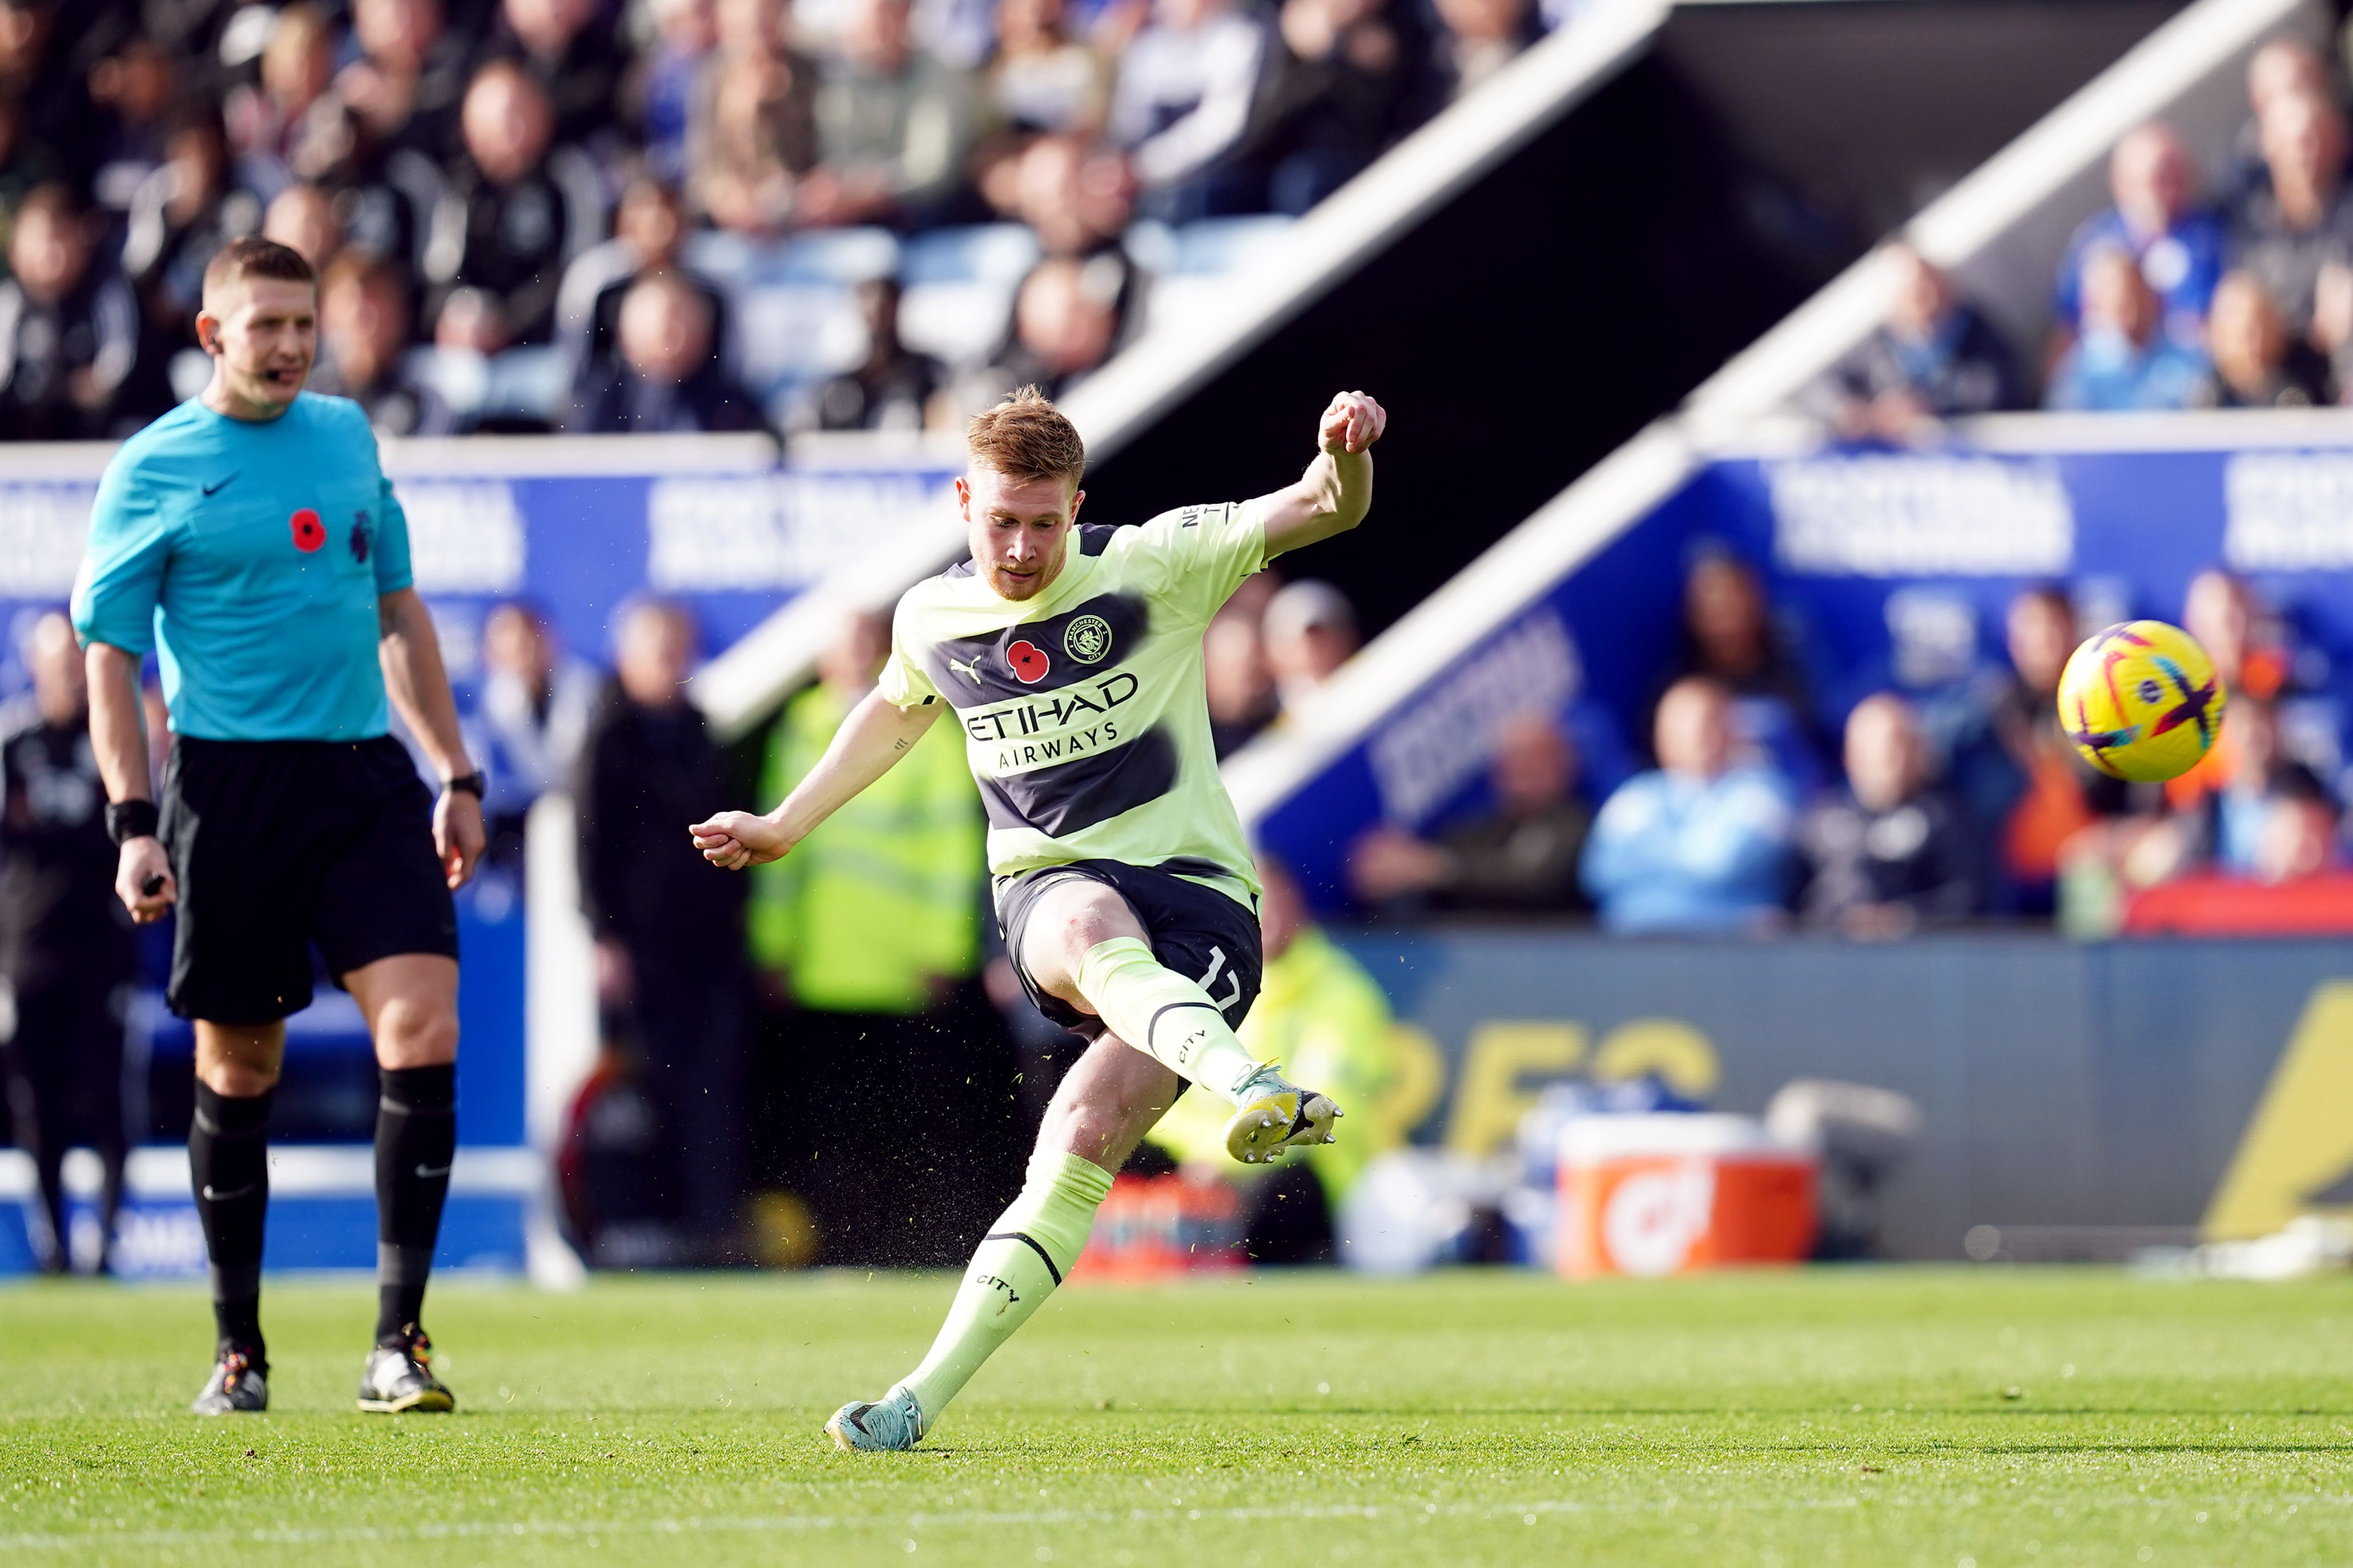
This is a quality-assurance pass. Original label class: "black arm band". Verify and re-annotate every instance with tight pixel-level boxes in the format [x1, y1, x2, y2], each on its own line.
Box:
[443, 771, 486, 799]
[106, 800, 160, 845]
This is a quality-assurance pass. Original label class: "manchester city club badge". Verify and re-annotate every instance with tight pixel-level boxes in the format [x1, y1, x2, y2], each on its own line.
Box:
[1064, 614, 1113, 664]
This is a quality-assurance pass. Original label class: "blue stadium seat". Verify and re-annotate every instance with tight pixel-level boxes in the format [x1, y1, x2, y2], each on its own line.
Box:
[741, 227, 903, 287]
[1133, 215, 1297, 336]
[1171, 214, 1297, 275]
[898, 224, 1040, 369]
[734, 281, 869, 398]
[482, 345, 569, 425]
[679, 229, 761, 287]
[1120, 219, 1180, 276]
[898, 223, 1040, 285]
[403, 346, 489, 420]
[400, 346, 568, 427]
[710, 230, 900, 406]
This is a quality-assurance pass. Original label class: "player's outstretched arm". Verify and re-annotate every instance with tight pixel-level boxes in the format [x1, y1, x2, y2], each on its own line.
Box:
[691, 685, 942, 870]
[1254, 390, 1387, 561]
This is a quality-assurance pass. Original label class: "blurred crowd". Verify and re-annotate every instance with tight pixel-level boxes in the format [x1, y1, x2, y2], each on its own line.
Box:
[1821, 38, 2353, 428]
[0, 0, 1588, 441]
[1335, 546, 2353, 940]
[429, 547, 2353, 1268]
[6, 543, 2341, 1273]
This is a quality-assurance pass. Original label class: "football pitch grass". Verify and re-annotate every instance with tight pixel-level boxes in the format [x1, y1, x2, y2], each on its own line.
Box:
[4, 1268, 2352, 1566]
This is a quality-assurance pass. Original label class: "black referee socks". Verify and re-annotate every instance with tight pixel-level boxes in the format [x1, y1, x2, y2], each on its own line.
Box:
[190, 1083, 273, 1357]
[190, 1069, 457, 1357]
[375, 1063, 456, 1344]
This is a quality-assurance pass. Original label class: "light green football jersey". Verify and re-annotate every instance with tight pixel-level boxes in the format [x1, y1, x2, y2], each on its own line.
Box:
[876, 502, 1267, 909]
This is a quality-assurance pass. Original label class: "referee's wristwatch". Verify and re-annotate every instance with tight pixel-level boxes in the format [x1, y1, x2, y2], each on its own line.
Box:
[442, 771, 487, 799]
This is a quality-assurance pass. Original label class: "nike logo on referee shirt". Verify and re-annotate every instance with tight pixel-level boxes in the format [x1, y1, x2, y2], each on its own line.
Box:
[201, 474, 238, 496]
[200, 1183, 258, 1201]
[415, 1164, 451, 1179]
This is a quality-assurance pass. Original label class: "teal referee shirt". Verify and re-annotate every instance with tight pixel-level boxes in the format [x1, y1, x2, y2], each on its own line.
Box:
[71, 393, 414, 742]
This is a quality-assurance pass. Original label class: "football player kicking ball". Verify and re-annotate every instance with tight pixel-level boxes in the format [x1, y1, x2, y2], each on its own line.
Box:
[691, 384, 1386, 1451]
[73, 238, 484, 1416]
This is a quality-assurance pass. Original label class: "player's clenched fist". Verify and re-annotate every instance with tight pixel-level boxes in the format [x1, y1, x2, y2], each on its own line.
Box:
[1318, 390, 1386, 456]
[690, 810, 793, 870]
[115, 836, 176, 924]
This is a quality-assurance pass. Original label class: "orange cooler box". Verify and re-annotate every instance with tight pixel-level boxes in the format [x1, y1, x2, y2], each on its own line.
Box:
[1558, 1114, 1817, 1279]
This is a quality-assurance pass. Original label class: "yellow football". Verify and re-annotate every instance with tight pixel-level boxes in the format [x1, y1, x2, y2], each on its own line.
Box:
[2055, 619, 2227, 783]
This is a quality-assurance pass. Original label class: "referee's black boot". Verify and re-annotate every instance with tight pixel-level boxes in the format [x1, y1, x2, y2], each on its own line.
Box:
[191, 1344, 269, 1415]
[357, 1324, 455, 1414]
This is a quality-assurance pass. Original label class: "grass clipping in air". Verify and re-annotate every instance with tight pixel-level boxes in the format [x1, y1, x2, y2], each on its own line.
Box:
[3, 1268, 2350, 1565]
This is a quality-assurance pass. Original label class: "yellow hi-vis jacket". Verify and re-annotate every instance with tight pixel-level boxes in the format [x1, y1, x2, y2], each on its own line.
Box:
[749, 682, 985, 1013]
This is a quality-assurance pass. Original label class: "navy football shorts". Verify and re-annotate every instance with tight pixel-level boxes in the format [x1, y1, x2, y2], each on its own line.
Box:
[994, 857, 1262, 1045]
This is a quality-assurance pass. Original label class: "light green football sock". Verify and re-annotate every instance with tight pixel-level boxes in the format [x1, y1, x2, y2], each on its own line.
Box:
[892, 1150, 1115, 1432]
[1073, 936, 1265, 1106]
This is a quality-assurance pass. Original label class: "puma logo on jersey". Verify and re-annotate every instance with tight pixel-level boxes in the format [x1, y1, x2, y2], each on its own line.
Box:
[948, 655, 983, 684]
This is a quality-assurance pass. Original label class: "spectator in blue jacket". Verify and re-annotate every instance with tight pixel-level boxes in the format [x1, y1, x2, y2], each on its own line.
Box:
[2052, 123, 2226, 355]
[2046, 246, 2210, 411]
[1581, 676, 1796, 935]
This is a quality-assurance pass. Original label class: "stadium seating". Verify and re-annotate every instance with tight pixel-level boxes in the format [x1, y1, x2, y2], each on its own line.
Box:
[896, 223, 1041, 370]
[1127, 214, 1298, 336]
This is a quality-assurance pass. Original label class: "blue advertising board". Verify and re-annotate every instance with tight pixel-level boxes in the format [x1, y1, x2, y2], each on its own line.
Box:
[0, 440, 961, 724]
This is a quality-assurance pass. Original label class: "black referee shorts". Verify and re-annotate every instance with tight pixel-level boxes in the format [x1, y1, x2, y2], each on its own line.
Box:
[995, 858, 1262, 1043]
[160, 735, 458, 1025]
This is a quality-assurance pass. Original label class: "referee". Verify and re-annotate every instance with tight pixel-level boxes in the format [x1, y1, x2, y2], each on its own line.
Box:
[71, 237, 485, 1416]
